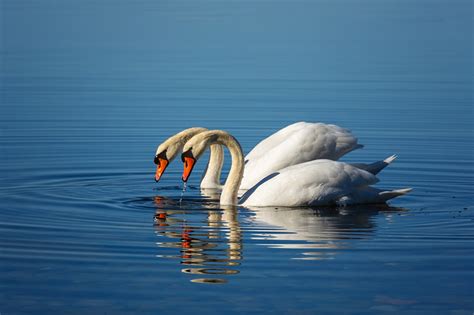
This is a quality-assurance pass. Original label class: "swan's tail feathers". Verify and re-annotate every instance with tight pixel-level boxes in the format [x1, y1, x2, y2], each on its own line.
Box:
[370, 154, 397, 175]
[351, 154, 397, 175]
[336, 187, 412, 206]
[379, 188, 412, 202]
[384, 154, 397, 164]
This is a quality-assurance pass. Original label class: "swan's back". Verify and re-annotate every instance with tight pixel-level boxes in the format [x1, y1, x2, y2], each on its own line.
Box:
[241, 122, 362, 189]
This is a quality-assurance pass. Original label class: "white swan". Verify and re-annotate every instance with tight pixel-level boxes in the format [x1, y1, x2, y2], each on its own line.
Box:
[155, 122, 362, 190]
[154, 127, 224, 189]
[181, 130, 411, 207]
[240, 122, 362, 189]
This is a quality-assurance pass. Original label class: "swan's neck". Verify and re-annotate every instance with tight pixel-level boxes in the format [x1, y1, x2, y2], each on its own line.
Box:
[218, 135, 244, 205]
[200, 144, 224, 188]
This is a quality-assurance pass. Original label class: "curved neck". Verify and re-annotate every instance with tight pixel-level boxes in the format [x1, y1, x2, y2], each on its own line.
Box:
[174, 128, 208, 151]
[200, 144, 224, 188]
[175, 130, 224, 188]
[161, 128, 223, 188]
[215, 133, 244, 205]
[159, 128, 208, 162]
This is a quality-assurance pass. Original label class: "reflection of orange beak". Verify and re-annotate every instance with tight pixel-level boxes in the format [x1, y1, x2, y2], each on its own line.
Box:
[153, 212, 168, 226]
[182, 156, 196, 182]
[155, 158, 169, 182]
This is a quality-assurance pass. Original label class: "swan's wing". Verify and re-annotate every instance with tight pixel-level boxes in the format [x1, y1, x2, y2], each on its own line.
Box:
[325, 124, 363, 159]
[241, 123, 362, 189]
[241, 160, 378, 207]
[244, 122, 307, 162]
[245, 122, 360, 163]
[242, 129, 318, 188]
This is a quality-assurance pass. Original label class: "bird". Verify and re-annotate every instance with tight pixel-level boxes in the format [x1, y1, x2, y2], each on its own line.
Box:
[181, 130, 411, 207]
[240, 122, 362, 189]
[154, 127, 224, 189]
[154, 122, 362, 190]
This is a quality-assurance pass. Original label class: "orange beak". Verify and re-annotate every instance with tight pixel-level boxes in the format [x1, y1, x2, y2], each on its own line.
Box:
[182, 156, 196, 182]
[155, 158, 169, 182]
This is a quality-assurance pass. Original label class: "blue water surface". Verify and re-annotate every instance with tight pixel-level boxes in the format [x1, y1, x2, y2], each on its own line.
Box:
[1, 0, 473, 314]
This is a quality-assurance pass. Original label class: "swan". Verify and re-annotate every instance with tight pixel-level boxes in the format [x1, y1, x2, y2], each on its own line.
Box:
[240, 122, 363, 189]
[155, 122, 362, 190]
[181, 130, 411, 207]
[154, 127, 224, 189]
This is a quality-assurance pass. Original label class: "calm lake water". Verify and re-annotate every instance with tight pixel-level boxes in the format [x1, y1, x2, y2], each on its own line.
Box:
[1, 0, 473, 314]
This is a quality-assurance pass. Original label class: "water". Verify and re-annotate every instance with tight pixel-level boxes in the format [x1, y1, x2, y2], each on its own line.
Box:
[179, 182, 187, 205]
[1, 0, 473, 314]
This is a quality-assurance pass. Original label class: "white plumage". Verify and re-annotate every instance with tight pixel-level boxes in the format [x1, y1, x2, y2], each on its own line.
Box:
[240, 159, 411, 207]
[155, 122, 362, 190]
[241, 122, 362, 189]
[181, 130, 411, 207]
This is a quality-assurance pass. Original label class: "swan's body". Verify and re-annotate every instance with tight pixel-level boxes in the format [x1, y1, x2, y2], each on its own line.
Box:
[154, 127, 224, 189]
[240, 160, 411, 207]
[182, 130, 411, 207]
[240, 122, 362, 189]
[155, 122, 362, 190]
[155, 124, 392, 194]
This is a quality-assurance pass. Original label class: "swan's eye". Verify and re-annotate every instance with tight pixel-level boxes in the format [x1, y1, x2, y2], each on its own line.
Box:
[154, 150, 167, 165]
[181, 148, 193, 162]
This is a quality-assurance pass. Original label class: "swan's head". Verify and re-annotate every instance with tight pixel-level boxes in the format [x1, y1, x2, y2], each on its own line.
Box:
[181, 131, 219, 182]
[154, 143, 173, 182]
[154, 127, 208, 182]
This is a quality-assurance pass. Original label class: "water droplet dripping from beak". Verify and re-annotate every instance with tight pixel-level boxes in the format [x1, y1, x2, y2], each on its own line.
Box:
[179, 182, 187, 205]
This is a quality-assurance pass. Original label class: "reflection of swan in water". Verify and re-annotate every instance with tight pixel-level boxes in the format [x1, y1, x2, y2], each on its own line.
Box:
[199, 188, 222, 201]
[151, 195, 406, 281]
[153, 196, 242, 284]
[246, 204, 405, 260]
